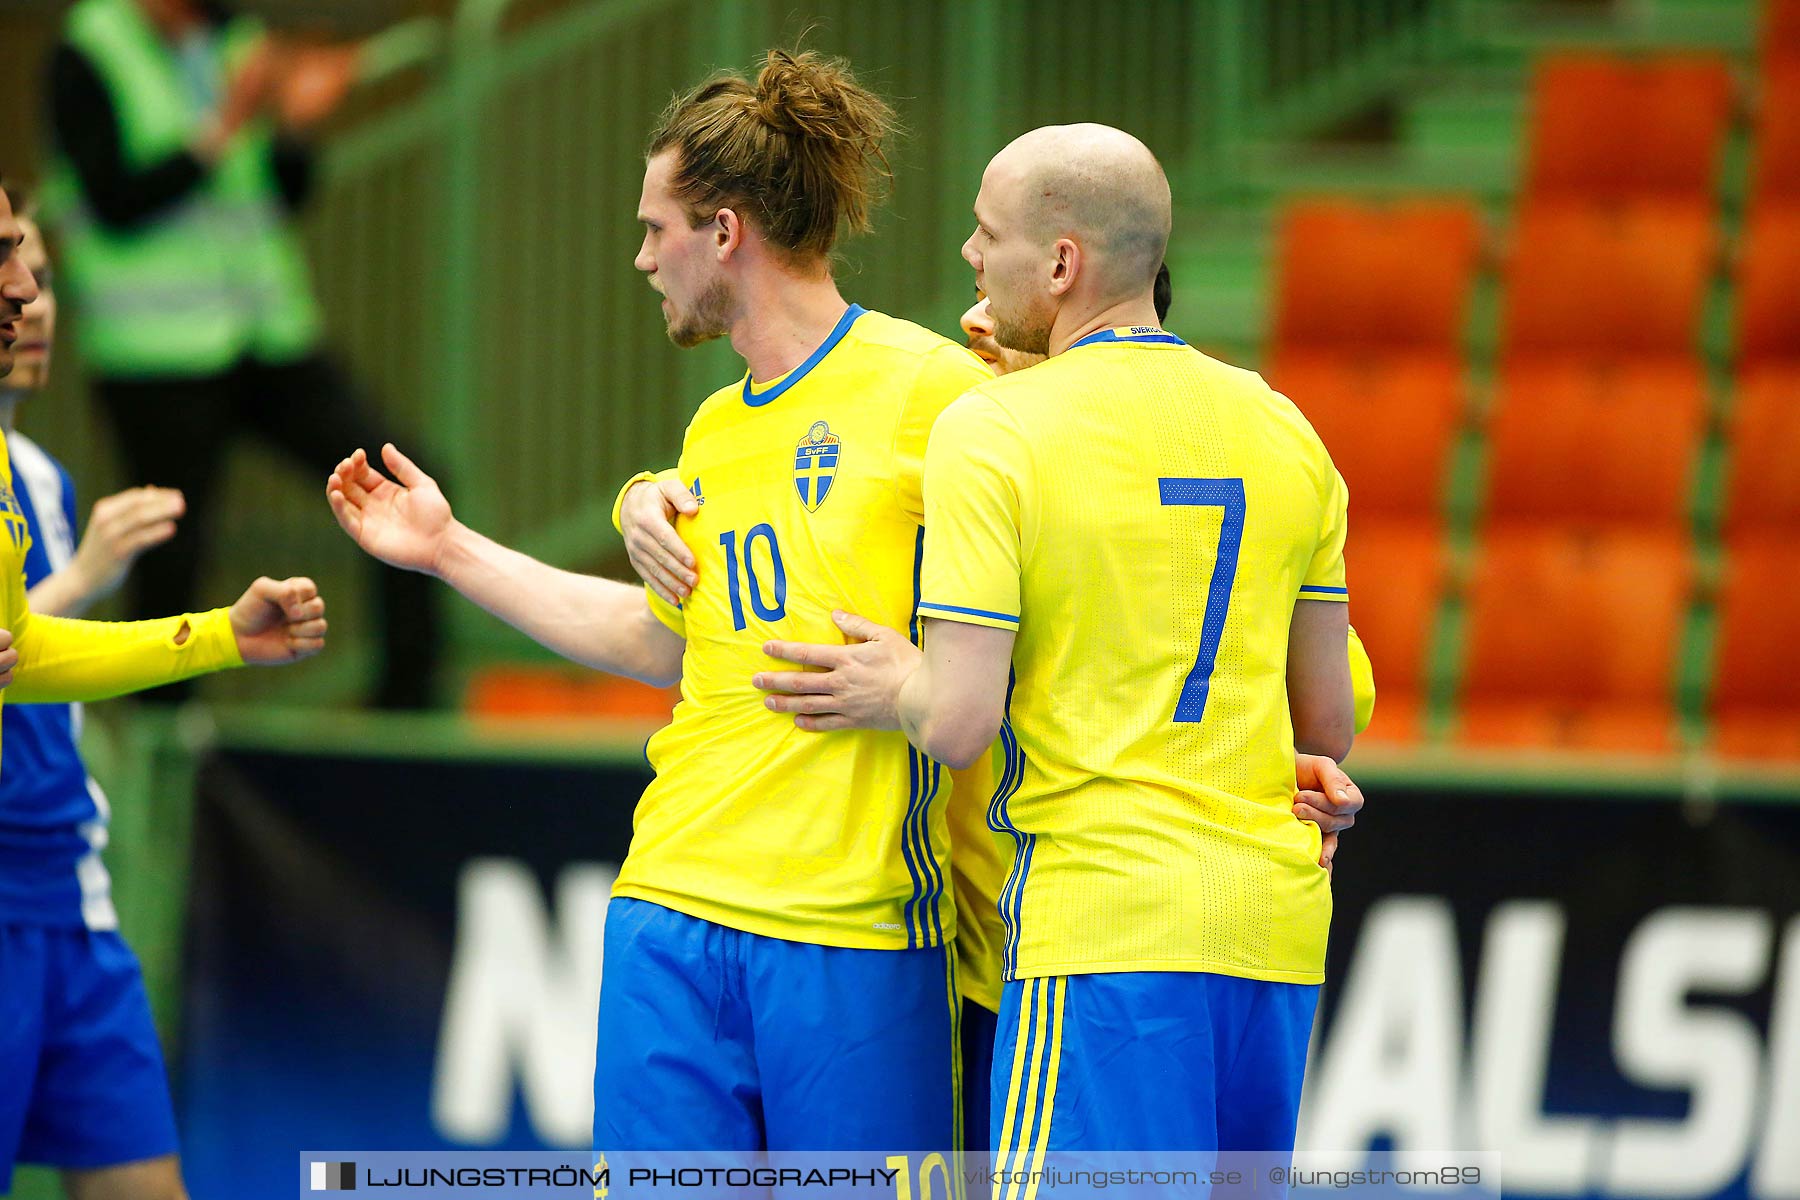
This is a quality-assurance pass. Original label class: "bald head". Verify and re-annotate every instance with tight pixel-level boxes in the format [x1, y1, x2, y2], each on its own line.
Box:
[963, 125, 1172, 355]
[989, 124, 1171, 297]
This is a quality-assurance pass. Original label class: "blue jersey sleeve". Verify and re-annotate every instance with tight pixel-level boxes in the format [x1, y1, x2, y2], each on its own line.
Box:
[60, 462, 78, 542]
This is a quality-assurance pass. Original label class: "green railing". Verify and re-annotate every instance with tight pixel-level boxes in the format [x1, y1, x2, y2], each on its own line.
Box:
[1229, 0, 1468, 146]
[317, 0, 1470, 662]
[17, 0, 1471, 689]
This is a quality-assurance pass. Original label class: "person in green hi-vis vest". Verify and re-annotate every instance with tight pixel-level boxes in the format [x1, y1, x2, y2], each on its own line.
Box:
[41, 0, 440, 709]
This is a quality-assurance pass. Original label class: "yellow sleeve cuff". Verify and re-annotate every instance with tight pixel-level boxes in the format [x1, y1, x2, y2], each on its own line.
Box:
[611, 468, 683, 534]
[188, 606, 246, 670]
[916, 601, 1021, 631]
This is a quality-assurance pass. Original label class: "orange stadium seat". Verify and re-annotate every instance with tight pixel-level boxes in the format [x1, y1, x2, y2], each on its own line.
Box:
[1271, 200, 1482, 355]
[1736, 205, 1800, 365]
[1711, 536, 1800, 761]
[1503, 202, 1716, 357]
[1486, 357, 1707, 526]
[1264, 350, 1464, 520]
[467, 665, 678, 721]
[1343, 519, 1447, 744]
[1525, 54, 1734, 207]
[1750, 67, 1800, 208]
[1767, 0, 1800, 69]
[1458, 526, 1690, 751]
[1722, 366, 1800, 536]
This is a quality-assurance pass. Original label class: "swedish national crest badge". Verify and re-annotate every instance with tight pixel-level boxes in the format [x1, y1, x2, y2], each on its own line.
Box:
[794, 421, 841, 511]
[0, 484, 26, 551]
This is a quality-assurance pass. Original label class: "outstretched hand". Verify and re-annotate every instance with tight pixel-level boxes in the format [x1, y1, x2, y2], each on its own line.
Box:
[327, 443, 455, 576]
[230, 576, 327, 665]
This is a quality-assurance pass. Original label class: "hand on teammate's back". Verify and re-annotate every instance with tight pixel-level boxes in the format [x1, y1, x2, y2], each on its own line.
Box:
[0, 628, 15, 688]
[1293, 752, 1364, 875]
[69, 486, 185, 602]
[326, 444, 455, 576]
[228, 576, 327, 665]
[622, 478, 699, 607]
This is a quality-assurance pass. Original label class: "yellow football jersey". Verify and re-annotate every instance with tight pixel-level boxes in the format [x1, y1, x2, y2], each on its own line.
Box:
[612, 305, 993, 950]
[949, 633, 1375, 1013]
[919, 329, 1350, 985]
[0, 432, 241, 773]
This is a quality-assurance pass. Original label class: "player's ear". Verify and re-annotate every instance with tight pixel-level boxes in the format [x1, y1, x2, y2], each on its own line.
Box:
[714, 208, 743, 260]
[1049, 237, 1080, 297]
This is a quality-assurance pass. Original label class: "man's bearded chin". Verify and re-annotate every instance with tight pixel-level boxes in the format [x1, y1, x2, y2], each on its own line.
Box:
[668, 278, 735, 349]
[995, 303, 1053, 357]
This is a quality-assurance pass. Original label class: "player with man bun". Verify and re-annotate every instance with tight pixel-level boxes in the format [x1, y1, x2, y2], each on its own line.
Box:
[329, 50, 987, 1153]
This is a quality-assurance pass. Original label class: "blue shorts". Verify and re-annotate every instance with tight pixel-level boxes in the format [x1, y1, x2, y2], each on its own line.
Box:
[593, 898, 960, 1152]
[961, 999, 997, 1153]
[991, 972, 1319, 1155]
[0, 925, 179, 1188]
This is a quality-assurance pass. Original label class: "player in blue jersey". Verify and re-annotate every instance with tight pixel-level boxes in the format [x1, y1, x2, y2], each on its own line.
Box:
[0, 200, 325, 1200]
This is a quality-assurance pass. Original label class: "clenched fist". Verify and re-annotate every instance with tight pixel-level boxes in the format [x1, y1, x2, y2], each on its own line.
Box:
[229, 576, 327, 665]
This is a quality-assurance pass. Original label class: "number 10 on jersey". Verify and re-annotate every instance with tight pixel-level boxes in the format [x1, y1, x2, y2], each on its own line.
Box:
[719, 524, 788, 631]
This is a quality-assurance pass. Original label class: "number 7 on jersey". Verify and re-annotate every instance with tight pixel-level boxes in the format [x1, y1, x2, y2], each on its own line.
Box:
[1159, 477, 1246, 724]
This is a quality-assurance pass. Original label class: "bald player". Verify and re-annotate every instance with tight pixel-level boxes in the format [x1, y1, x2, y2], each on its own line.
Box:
[623, 257, 1370, 1153]
[752, 124, 1354, 1160]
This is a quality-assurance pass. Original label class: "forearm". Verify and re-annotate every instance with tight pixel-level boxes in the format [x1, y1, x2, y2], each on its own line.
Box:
[897, 659, 992, 770]
[1297, 733, 1351, 763]
[896, 665, 941, 758]
[27, 564, 100, 619]
[10, 608, 242, 703]
[1291, 682, 1354, 761]
[897, 618, 1012, 768]
[436, 521, 682, 685]
[1291, 689, 1353, 762]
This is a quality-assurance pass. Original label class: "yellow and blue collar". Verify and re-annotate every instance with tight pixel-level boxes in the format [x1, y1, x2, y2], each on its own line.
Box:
[743, 303, 867, 407]
[1068, 325, 1186, 350]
